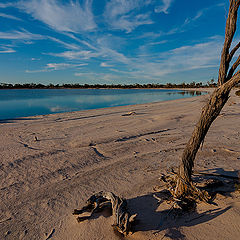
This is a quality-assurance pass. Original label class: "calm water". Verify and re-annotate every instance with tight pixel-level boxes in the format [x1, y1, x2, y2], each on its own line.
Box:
[0, 89, 205, 120]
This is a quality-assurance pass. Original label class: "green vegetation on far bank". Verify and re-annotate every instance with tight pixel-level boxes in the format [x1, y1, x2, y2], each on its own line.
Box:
[0, 81, 218, 89]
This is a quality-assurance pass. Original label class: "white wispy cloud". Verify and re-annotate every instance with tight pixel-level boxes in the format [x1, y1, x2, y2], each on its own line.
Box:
[48, 36, 80, 50]
[18, 0, 96, 33]
[184, 3, 225, 26]
[65, 36, 222, 83]
[50, 50, 98, 60]
[154, 0, 174, 14]
[46, 63, 87, 70]
[26, 62, 88, 73]
[82, 36, 223, 82]
[0, 46, 16, 53]
[0, 29, 43, 40]
[135, 2, 224, 44]
[109, 68, 133, 74]
[104, 0, 153, 32]
[0, 13, 22, 21]
[132, 36, 223, 79]
[0, 3, 16, 8]
[104, 0, 175, 32]
[50, 40, 130, 64]
[100, 47, 130, 64]
[100, 62, 113, 67]
[148, 40, 167, 45]
[47, 35, 221, 82]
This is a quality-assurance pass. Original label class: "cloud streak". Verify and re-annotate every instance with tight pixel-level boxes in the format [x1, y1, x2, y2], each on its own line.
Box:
[154, 0, 174, 14]
[50, 50, 98, 60]
[0, 3, 16, 8]
[0, 13, 22, 21]
[100, 62, 113, 67]
[131, 37, 223, 80]
[48, 36, 80, 50]
[0, 47, 16, 53]
[103, 0, 175, 32]
[104, 0, 153, 32]
[26, 62, 88, 73]
[184, 3, 225, 27]
[0, 29, 43, 40]
[18, 0, 96, 33]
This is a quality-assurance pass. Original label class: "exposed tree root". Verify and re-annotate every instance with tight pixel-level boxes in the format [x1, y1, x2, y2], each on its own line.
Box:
[73, 191, 137, 236]
[157, 168, 240, 212]
[158, 170, 212, 211]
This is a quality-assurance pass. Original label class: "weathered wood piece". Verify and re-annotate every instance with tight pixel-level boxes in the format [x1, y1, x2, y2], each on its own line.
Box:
[73, 191, 136, 235]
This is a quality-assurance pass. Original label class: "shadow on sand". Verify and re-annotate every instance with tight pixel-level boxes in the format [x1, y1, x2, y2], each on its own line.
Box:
[74, 168, 239, 239]
[127, 168, 239, 239]
[0, 117, 40, 124]
[128, 193, 231, 239]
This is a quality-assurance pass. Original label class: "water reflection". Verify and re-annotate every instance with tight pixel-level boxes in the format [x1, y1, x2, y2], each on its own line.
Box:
[0, 89, 206, 120]
[166, 90, 203, 96]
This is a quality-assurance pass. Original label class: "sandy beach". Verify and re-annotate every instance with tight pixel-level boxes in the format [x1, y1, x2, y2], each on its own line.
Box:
[0, 89, 239, 240]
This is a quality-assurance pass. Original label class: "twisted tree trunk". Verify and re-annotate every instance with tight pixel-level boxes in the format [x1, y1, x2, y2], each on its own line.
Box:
[174, 0, 240, 198]
[175, 72, 240, 197]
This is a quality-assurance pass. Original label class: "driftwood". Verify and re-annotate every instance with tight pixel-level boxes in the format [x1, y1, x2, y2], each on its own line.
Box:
[73, 191, 137, 235]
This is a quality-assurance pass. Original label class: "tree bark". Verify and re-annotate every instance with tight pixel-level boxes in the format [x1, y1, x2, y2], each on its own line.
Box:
[218, 0, 240, 85]
[174, 0, 240, 198]
[175, 70, 240, 197]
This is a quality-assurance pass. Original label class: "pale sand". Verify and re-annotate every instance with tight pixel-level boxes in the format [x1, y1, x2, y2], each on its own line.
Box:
[0, 89, 239, 240]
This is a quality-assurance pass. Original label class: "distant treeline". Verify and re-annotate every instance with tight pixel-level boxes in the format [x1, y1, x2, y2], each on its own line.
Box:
[0, 81, 218, 89]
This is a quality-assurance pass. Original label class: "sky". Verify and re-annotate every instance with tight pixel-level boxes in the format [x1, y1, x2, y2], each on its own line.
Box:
[0, 0, 237, 85]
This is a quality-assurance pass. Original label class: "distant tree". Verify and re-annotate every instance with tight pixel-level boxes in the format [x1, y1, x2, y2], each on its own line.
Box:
[48, 83, 55, 88]
[189, 81, 196, 88]
[196, 82, 203, 88]
[174, 0, 240, 200]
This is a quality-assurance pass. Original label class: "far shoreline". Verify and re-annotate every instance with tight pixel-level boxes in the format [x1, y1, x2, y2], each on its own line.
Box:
[0, 82, 218, 89]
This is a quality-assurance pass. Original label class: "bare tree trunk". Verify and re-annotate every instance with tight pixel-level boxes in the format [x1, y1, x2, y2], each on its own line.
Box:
[218, 0, 240, 85]
[175, 72, 240, 197]
[174, 0, 240, 198]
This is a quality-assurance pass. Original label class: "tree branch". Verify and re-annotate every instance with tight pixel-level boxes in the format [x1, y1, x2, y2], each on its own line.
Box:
[228, 41, 240, 63]
[227, 54, 240, 80]
[223, 70, 240, 90]
[218, 0, 240, 85]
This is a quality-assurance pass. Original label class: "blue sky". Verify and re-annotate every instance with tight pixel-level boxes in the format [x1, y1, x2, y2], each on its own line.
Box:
[0, 0, 235, 84]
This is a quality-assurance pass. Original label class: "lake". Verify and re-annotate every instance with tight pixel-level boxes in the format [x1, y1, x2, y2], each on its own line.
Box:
[0, 89, 205, 120]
